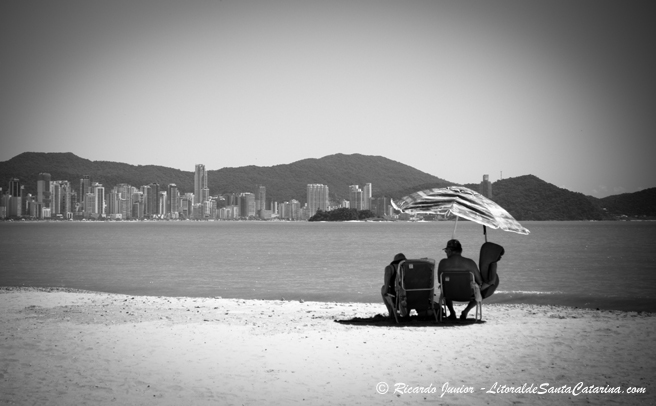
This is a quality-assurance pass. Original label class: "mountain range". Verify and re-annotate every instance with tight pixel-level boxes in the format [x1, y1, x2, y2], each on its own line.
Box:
[1, 152, 653, 220]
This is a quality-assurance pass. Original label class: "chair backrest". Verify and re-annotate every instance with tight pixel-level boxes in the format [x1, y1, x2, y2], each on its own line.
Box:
[440, 271, 475, 302]
[396, 259, 435, 312]
[399, 260, 435, 291]
[479, 242, 505, 283]
[478, 242, 504, 299]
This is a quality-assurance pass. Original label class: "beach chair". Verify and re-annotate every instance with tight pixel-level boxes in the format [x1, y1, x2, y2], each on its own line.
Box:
[389, 259, 438, 323]
[479, 242, 505, 299]
[438, 271, 482, 322]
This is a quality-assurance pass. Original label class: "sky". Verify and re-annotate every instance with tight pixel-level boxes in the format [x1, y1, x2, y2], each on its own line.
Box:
[1, 1, 655, 198]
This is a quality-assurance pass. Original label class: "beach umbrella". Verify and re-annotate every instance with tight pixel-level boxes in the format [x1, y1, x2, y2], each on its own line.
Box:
[391, 186, 529, 240]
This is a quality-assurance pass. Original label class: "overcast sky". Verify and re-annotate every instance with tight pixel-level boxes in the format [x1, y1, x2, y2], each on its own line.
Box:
[2, 0, 654, 198]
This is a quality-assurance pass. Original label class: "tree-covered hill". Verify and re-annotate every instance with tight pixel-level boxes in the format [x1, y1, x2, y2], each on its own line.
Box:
[2, 152, 652, 220]
[0, 152, 192, 196]
[593, 187, 656, 218]
[485, 175, 605, 220]
[209, 153, 447, 202]
[0, 152, 446, 204]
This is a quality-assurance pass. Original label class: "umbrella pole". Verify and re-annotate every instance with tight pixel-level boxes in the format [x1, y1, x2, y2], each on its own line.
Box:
[483, 225, 488, 242]
[452, 216, 459, 239]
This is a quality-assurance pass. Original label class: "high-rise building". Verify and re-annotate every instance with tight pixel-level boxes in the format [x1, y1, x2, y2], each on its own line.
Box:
[7, 179, 22, 217]
[148, 183, 160, 216]
[140, 185, 151, 217]
[168, 184, 178, 216]
[306, 184, 329, 215]
[363, 183, 372, 210]
[256, 185, 266, 217]
[115, 183, 133, 219]
[194, 164, 208, 203]
[79, 175, 91, 211]
[51, 181, 62, 216]
[93, 184, 105, 217]
[158, 191, 167, 216]
[8, 178, 20, 197]
[240, 193, 255, 218]
[349, 185, 363, 210]
[37, 173, 52, 217]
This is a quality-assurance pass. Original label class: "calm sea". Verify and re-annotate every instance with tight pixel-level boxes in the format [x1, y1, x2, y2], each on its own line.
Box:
[1, 221, 655, 311]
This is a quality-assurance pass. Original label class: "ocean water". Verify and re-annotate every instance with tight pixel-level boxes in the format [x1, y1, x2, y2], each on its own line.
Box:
[1, 220, 655, 311]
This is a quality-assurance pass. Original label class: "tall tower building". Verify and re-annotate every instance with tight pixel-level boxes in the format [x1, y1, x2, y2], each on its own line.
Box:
[240, 193, 255, 218]
[140, 185, 151, 217]
[149, 183, 160, 216]
[7, 178, 22, 217]
[168, 184, 179, 216]
[363, 183, 372, 210]
[8, 178, 20, 197]
[256, 185, 266, 215]
[37, 173, 52, 216]
[51, 182, 62, 216]
[194, 164, 208, 203]
[349, 185, 363, 210]
[79, 175, 91, 211]
[115, 183, 133, 219]
[93, 183, 105, 217]
[306, 184, 329, 215]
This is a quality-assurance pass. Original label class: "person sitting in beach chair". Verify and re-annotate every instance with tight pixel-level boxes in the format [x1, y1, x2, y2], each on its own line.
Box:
[437, 239, 483, 321]
[383, 255, 438, 323]
[381, 253, 406, 321]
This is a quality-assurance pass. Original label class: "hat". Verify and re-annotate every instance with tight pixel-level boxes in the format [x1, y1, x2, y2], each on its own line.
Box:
[392, 253, 406, 263]
[443, 239, 462, 252]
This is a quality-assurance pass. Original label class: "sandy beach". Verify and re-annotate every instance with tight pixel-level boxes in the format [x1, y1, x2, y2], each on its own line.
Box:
[1, 287, 654, 405]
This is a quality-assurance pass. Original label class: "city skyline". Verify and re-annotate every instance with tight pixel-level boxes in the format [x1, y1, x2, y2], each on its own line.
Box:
[1, 164, 382, 220]
[1, 1, 655, 199]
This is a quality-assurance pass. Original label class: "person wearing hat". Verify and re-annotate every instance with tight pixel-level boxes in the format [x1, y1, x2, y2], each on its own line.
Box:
[438, 239, 483, 320]
[381, 253, 406, 320]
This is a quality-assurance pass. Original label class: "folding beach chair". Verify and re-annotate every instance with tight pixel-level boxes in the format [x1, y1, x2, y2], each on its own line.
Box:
[389, 259, 438, 323]
[438, 271, 482, 322]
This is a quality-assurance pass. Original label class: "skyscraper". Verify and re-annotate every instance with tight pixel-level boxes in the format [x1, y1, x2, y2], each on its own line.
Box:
[194, 164, 207, 203]
[168, 184, 178, 216]
[140, 185, 151, 217]
[37, 173, 51, 217]
[306, 184, 329, 215]
[256, 185, 266, 217]
[240, 193, 255, 218]
[363, 183, 372, 210]
[148, 183, 160, 216]
[79, 175, 90, 211]
[7, 178, 21, 217]
[349, 185, 363, 210]
[8, 178, 20, 197]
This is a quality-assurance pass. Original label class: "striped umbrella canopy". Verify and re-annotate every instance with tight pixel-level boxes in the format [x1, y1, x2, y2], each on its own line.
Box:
[391, 186, 530, 236]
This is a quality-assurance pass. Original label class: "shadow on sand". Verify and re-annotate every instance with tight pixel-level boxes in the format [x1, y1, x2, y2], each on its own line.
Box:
[334, 314, 486, 328]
